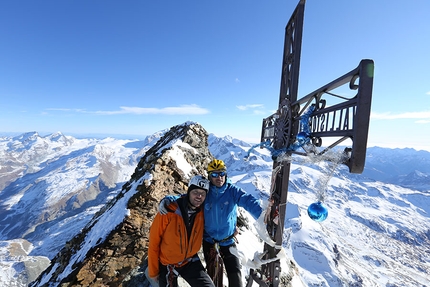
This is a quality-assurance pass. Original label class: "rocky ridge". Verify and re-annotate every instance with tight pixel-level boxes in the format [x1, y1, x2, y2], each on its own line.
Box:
[29, 122, 255, 286]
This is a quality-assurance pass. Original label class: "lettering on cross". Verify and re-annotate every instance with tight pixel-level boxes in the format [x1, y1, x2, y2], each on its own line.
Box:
[311, 105, 354, 134]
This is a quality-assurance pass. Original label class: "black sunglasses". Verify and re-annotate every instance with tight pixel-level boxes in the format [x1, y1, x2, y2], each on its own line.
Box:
[209, 171, 226, 178]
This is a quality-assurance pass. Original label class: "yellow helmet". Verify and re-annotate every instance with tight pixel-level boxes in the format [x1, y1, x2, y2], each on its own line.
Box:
[207, 159, 227, 172]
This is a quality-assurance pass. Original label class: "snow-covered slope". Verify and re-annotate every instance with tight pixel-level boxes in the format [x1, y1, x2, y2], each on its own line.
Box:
[0, 132, 159, 286]
[213, 135, 430, 286]
[1, 127, 429, 286]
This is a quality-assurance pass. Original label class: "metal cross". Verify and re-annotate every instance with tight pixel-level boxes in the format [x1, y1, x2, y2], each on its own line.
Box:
[246, 0, 374, 286]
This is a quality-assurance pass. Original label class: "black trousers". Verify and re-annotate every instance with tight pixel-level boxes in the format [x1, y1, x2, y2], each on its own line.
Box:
[203, 240, 243, 287]
[158, 259, 214, 287]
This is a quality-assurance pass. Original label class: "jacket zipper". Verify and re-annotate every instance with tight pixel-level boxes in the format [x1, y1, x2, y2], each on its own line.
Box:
[178, 224, 183, 255]
[183, 220, 192, 262]
[215, 187, 220, 239]
[188, 217, 198, 253]
[184, 215, 202, 263]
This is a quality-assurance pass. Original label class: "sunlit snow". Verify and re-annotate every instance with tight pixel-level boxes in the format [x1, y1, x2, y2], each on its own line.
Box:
[1, 130, 429, 286]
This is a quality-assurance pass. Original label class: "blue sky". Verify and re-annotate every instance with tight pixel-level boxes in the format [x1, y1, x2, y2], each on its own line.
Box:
[1, 0, 429, 151]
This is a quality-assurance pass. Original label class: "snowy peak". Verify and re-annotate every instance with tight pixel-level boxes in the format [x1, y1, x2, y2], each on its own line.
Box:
[362, 147, 430, 183]
[12, 131, 39, 142]
[45, 131, 73, 146]
[0, 132, 151, 257]
[399, 170, 430, 186]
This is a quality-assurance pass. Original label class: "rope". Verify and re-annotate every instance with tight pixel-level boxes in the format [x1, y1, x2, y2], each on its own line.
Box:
[165, 256, 197, 287]
[207, 243, 224, 287]
[245, 105, 315, 160]
[166, 265, 179, 287]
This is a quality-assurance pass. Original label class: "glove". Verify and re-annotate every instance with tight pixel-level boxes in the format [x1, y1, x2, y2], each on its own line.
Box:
[144, 266, 159, 285]
[149, 275, 159, 284]
[145, 267, 159, 286]
[158, 195, 177, 215]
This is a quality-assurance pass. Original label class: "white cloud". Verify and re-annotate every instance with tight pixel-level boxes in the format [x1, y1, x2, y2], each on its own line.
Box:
[47, 108, 86, 113]
[416, 120, 430, 124]
[237, 104, 264, 111]
[371, 111, 430, 120]
[253, 110, 266, 115]
[47, 105, 210, 116]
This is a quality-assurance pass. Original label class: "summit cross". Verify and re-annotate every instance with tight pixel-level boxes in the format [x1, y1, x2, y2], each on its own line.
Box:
[246, 1, 374, 286]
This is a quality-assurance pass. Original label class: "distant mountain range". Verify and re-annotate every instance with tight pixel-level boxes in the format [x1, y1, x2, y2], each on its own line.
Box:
[1, 124, 429, 286]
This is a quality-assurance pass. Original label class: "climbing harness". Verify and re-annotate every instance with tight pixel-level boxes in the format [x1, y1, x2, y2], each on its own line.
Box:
[207, 242, 224, 287]
[165, 255, 199, 287]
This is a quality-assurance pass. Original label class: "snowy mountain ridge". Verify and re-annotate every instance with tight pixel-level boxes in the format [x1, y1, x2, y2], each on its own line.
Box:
[1, 123, 430, 286]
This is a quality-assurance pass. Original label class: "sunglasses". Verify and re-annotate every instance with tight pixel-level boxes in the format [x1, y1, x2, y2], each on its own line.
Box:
[209, 171, 226, 178]
[190, 189, 207, 197]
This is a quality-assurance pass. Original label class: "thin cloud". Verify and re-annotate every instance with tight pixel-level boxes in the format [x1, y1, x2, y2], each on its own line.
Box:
[47, 108, 86, 113]
[95, 105, 210, 115]
[416, 120, 430, 124]
[46, 105, 210, 115]
[371, 111, 430, 121]
[237, 104, 264, 111]
[253, 110, 266, 115]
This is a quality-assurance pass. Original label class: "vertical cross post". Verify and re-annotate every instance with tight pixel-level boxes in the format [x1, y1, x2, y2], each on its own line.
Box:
[265, 1, 305, 286]
[247, 2, 306, 287]
[247, 0, 374, 286]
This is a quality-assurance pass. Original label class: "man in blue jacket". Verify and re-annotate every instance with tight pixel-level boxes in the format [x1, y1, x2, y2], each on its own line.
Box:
[203, 159, 262, 287]
[159, 159, 262, 287]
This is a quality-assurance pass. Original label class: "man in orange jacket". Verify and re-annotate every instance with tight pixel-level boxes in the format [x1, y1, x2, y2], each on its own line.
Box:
[148, 175, 215, 287]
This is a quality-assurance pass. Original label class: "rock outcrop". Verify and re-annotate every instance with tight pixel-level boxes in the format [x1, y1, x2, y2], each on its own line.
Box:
[30, 122, 213, 286]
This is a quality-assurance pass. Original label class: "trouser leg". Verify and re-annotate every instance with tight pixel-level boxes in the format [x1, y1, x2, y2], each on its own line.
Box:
[203, 240, 224, 287]
[220, 244, 243, 287]
[178, 259, 215, 287]
[203, 241, 243, 287]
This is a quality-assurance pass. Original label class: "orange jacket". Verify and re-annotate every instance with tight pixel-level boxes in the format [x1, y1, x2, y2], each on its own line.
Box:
[148, 196, 204, 278]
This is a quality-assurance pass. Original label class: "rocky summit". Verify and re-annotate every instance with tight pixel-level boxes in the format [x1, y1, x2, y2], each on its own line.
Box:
[29, 122, 216, 286]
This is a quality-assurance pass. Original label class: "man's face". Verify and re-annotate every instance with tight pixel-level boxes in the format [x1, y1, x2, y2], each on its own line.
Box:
[189, 188, 207, 207]
[208, 170, 226, 187]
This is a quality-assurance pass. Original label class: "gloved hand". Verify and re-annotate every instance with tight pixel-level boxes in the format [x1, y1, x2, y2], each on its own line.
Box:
[149, 275, 159, 284]
[145, 267, 159, 285]
[158, 195, 177, 215]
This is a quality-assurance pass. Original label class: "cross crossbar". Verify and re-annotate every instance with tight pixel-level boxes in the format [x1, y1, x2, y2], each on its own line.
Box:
[261, 59, 374, 173]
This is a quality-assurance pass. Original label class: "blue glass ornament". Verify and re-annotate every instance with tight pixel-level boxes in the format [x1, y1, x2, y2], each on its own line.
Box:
[296, 132, 310, 145]
[307, 202, 328, 222]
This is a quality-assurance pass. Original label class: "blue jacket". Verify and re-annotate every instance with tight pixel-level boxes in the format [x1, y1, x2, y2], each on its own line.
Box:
[203, 178, 262, 246]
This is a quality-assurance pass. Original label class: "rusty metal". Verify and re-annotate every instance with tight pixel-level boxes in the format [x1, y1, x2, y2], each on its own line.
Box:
[251, 1, 305, 287]
[249, 0, 374, 286]
[262, 59, 374, 173]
